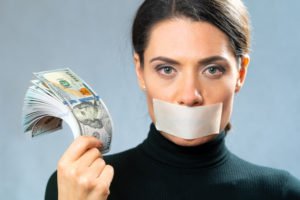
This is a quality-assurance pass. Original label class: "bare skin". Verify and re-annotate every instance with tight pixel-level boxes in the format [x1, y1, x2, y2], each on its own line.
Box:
[57, 17, 250, 199]
[135, 18, 250, 146]
[57, 136, 113, 200]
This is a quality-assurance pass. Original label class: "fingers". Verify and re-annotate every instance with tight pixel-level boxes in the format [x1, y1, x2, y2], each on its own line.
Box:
[76, 147, 102, 169]
[83, 158, 106, 180]
[60, 136, 102, 163]
[79, 165, 114, 199]
[57, 136, 114, 199]
[97, 165, 114, 187]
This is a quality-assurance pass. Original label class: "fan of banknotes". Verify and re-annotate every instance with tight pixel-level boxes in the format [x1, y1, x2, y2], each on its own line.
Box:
[22, 68, 113, 153]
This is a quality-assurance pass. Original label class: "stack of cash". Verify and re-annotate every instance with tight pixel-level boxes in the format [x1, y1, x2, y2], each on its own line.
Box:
[22, 68, 113, 153]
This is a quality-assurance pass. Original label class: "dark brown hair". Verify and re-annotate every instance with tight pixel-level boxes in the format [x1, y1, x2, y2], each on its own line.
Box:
[132, 0, 250, 64]
[132, 0, 251, 131]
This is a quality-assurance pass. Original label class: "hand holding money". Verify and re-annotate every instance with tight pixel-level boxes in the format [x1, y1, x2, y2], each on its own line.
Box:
[57, 136, 114, 200]
[22, 68, 113, 153]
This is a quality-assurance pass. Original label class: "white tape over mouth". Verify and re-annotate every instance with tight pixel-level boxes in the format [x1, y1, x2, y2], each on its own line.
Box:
[153, 99, 223, 140]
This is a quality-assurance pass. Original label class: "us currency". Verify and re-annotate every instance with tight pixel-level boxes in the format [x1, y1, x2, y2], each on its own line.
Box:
[22, 68, 113, 153]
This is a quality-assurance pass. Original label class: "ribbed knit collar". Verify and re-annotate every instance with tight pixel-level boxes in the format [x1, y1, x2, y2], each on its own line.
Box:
[140, 123, 229, 169]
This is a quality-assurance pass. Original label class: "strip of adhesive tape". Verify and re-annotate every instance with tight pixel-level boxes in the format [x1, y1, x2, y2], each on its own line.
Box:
[153, 98, 222, 139]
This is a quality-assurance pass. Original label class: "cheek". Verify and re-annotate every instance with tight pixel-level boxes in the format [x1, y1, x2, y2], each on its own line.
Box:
[220, 94, 235, 130]
[144, 81, 173, 123]
[202, 78, 236, 104]
[143, 73, 179, 123]
[202, 78, 236, 128]
[145, 95, 155, 122]
[143, 76, 161, 123]
[219, 78, 237, 112]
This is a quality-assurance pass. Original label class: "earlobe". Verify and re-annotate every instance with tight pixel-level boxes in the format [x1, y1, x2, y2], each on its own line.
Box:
[134, 53, 146, 90]
[235, 79, 242, 93]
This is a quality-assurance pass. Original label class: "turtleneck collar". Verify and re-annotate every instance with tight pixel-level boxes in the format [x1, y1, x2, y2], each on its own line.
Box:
[140, 123, 229, 169]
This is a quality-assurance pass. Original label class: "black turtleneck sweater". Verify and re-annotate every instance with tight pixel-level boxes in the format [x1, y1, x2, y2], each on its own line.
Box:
[45, 124, 300, 200]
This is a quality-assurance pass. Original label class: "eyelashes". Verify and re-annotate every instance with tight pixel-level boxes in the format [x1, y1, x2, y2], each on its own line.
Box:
[155, 65, 177, 77]
[155, 63, 226, 79]
[202, 65, 226, 78]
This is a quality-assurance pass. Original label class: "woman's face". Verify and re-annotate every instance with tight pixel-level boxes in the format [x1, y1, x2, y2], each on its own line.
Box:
[134, 18, 249, 146]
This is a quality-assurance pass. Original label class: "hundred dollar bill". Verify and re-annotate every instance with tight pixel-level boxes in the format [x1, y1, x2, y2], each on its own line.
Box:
[22, 68, 113, 153]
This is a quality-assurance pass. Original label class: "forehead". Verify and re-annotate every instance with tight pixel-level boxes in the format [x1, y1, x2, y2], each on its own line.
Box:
[144, 18, 235, 61]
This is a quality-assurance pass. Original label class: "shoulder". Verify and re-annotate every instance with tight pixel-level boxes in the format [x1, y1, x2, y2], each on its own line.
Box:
[280, 171, 300, 199]
[228, 153, 294, 181]
[45, 170, 58, 200]
[227, 153, 300, 199]
[104, 145, 142, 167]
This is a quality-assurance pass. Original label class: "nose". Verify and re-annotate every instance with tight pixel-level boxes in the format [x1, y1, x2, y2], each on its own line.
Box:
[176, 76, 203, 107]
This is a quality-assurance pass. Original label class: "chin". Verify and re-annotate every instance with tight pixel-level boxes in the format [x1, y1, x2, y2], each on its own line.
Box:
[161, 132, 218, 147]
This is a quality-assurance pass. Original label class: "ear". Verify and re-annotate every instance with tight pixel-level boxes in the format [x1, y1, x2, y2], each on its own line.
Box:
[134, 53, 146, 90]
[235, 54, 250, 93]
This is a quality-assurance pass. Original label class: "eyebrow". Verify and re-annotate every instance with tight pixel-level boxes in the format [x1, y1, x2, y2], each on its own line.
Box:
[150, 55, 229, 66]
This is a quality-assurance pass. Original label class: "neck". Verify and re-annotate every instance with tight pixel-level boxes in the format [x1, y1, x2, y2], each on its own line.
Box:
[140, 123, 229, 169]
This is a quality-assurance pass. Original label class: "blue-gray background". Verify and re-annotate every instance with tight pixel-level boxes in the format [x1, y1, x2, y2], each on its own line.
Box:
[0, 0, 299, 199]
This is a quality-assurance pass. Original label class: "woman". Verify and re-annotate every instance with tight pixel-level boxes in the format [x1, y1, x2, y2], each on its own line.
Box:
[45, 0, 300, 199]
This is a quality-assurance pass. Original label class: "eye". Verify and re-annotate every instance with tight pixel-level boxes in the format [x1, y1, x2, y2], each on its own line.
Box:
[203, 65, 225, 78]
[156, 65, 176, 77]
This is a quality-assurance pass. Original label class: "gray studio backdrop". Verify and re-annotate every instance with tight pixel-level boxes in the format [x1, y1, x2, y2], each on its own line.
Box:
[0, 0, 299, 199]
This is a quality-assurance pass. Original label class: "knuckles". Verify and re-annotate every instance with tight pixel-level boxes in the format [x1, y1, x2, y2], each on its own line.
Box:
[57, 136, 111, 197]
[58, 162, 80, 180]
[97, 158, 106, 167]
[57, 158, 110, 192]
[77, 176, 97, 191]
[96, 180, 111, 196]
[57, 160, 68, 174]
[90, 147, 102, 158]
